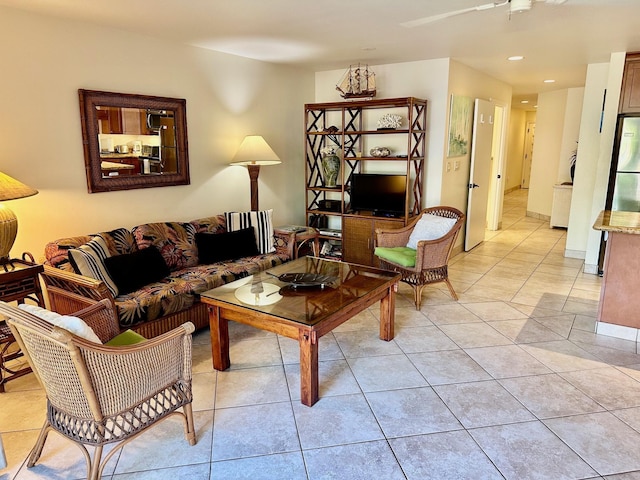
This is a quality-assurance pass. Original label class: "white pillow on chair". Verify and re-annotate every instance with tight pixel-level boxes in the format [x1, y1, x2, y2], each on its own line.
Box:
[18, 304, 102, 344]
[406, 213, 457, 249]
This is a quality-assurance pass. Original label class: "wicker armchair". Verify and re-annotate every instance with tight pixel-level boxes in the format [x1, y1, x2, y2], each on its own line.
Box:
[0, 300, 196, 480]
[375, 206, 465, 310]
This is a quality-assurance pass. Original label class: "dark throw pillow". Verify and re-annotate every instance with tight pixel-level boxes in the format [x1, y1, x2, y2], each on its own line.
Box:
[104, 246, 170, 295]
[195, 228, 260, 264]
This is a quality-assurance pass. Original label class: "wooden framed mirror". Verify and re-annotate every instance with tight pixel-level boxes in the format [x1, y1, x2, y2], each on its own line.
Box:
[78, 89, 190, 193]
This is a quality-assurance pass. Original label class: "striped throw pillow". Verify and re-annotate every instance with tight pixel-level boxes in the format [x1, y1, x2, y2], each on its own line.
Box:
[68, 236, 119, 297]
[224, 210, 275, 254]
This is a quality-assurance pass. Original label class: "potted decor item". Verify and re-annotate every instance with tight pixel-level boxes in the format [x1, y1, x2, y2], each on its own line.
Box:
[320, 146, 341, 187]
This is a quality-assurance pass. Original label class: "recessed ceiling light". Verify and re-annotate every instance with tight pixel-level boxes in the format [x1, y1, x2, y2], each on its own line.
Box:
[521, 100, 529, 104]
[508, 55, 524, 61]
[544, 79, 556, 83]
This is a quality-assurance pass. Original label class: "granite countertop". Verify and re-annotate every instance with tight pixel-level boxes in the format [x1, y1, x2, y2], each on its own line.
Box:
[100, 153, 140, 159]
[101, 161, 135, 170]
[593, 210, 640, 234]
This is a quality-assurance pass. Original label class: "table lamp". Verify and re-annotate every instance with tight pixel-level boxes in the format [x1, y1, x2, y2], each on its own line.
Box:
[0, 172, 38, 266]
[230, 136, 281, 211]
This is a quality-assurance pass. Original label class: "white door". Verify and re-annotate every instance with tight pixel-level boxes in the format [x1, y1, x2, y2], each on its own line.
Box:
[521, 122, 535, 189]
[465, 98, 495, 251]
[487, 103, 506, 231]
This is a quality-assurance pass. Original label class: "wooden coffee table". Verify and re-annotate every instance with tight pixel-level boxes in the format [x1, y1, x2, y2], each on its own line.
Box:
[200, 257, 400, 406]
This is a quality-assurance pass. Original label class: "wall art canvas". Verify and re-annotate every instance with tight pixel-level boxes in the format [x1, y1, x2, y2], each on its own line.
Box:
[448, 94, 473, 158]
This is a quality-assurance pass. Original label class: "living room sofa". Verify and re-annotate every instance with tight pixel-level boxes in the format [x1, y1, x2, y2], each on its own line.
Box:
[40, 213, 290, 338]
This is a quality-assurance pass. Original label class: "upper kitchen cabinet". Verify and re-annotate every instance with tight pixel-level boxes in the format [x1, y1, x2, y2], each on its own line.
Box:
[619, 53, 640, 114]
[96, 106, 152, 135]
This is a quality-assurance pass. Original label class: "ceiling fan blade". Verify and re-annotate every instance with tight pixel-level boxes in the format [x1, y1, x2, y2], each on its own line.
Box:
[400, 1, 507, 28]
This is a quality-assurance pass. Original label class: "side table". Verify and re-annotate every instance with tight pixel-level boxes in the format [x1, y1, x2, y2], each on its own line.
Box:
[0, 253, 44, 392]
[274, 226, 320, 259]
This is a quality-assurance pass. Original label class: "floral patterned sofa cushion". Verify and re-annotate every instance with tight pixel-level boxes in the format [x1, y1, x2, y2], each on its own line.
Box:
[190, 214, 227, 235]
[132, 222, 198, 272]
[44, 227, 137, 272]
[115, 253, 287, 327]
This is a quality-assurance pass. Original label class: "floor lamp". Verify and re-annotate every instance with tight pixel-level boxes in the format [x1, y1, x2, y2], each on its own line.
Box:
[0, 172, 38, 267]
[230, 136, 281, 211]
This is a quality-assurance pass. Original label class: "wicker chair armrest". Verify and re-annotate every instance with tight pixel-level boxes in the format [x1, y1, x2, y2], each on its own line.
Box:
[72, 299, 121, 343]
[42, 265, 113, 299]
[73, 323, 194, 414]
[42, 265, 115, 314]
[375, 213, 425, 248]
[375, 227, 413, 248]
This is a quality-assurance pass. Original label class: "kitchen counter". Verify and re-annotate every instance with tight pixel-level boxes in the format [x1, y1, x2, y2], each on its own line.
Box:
[593, 210, 640, 234]
[101, 161, 135, 170]
[593, 210, 640, 335]
[100, 153, 140, 159]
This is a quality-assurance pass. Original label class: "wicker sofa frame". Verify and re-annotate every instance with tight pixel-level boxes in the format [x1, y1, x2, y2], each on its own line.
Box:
[41, 268, 211, 339]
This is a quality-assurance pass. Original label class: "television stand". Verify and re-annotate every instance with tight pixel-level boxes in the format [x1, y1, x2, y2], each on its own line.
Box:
[372, 211, 401, 218]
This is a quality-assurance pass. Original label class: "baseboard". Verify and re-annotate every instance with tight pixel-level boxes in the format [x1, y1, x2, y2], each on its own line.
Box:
[526, 210, 551, 222]
[564, 249, 585, 259]
[583, 263, 599, 275]
[504, 185, 522, 194]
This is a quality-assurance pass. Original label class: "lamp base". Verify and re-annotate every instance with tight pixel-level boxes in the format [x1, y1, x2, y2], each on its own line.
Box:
[0, 205, 18, 263]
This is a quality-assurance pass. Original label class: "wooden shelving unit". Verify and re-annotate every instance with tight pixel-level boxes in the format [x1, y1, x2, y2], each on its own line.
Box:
[304, 97, 427, 266]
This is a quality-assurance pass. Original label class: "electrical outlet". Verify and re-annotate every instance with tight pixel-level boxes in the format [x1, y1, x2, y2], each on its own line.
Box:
[446, 161, 451, 172]
[454, 160, 460, 171]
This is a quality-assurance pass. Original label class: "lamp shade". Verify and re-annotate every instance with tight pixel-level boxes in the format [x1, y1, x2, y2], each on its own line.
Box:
[230, 136, 281, 166]
[0, 172, 38, 201]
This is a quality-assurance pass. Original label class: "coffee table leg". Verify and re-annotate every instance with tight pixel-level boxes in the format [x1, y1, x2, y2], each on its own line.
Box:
[299, 330, 319, 406]
[380, 283, 397, 341]
[208, 305, 230, 371]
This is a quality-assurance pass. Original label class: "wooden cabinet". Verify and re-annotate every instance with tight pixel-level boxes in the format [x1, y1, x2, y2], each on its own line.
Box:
[97, 107, 152, 134]
[304, 97, 427, 266]
[619, 53, 640, 113]
[342, 216, 403, 266]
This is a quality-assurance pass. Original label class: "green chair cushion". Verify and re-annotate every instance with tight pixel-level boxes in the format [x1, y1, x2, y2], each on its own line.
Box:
[105, 329, 147, 346]
[375, 246, 417, 267]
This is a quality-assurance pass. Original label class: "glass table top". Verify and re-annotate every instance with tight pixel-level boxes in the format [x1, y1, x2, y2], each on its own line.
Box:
[200, 257, 399, 327]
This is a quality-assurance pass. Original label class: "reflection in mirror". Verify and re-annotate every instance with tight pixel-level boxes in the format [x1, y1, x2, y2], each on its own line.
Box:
[79, 90, 190, 193]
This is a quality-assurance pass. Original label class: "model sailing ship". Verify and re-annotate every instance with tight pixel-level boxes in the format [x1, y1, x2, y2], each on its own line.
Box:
[336, 64, 376, 99]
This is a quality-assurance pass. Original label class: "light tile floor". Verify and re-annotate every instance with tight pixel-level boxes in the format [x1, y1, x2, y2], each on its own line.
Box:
[4, 189, 640, 479]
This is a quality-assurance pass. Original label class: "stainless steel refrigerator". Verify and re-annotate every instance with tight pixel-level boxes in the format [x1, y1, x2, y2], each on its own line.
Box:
[600, 115, 640, 273]
[607, 116, 640, 211]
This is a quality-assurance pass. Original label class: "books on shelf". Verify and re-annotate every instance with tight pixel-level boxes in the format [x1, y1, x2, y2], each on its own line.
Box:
[321, 240, 342, 258]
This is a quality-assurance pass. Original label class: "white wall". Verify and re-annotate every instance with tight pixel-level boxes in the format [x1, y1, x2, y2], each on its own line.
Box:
[444, 61, 512, 215]
[315, 59, 451, 207]
[566, 63, 612, 259]
[505, 109, 527, 191]
[583, 53, 626, 272]
[315, 59, 511, 230]
[527, 90, 567, 216]
[0, 6, 314, 260]
[527, 88, 584, 217]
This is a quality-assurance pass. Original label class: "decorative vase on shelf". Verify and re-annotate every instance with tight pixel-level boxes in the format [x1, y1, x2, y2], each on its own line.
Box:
[321, 154, 340, 187]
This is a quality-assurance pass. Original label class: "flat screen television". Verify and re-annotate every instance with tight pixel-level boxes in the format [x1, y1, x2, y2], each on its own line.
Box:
[349, 173, 407, 217]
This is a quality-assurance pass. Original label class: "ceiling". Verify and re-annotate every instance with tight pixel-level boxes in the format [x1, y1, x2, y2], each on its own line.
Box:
[3, 0, 640, 107]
